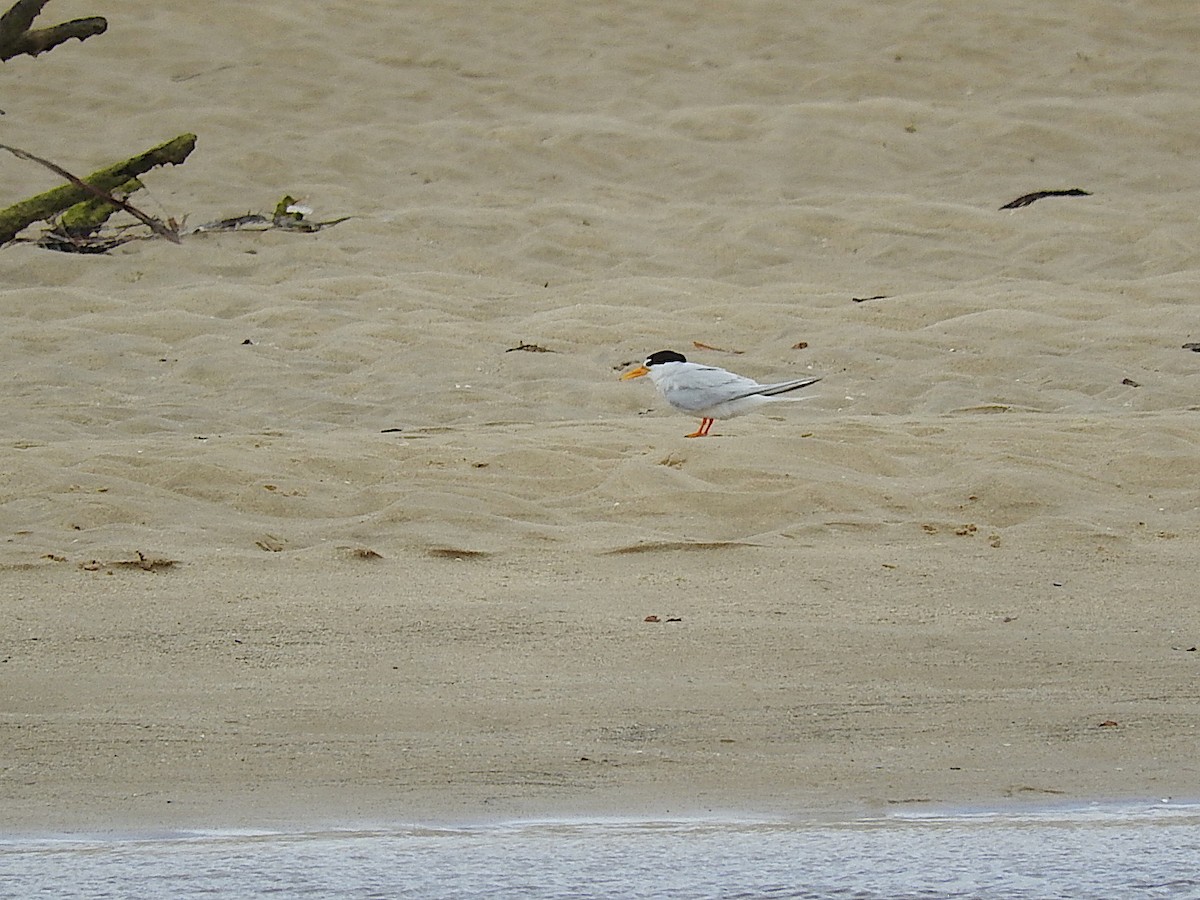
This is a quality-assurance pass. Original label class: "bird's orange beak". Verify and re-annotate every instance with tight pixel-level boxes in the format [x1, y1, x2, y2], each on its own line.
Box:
[621, 365, 649, 380]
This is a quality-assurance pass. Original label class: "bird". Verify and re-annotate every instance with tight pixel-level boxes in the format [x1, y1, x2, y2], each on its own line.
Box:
[621, 350, 821, 437]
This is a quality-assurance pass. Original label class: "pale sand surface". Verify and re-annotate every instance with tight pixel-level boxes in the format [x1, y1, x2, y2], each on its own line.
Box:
[2, 1, 1198, 831]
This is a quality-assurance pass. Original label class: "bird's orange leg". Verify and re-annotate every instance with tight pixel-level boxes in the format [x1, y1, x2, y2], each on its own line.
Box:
[686, 417, 714, 438]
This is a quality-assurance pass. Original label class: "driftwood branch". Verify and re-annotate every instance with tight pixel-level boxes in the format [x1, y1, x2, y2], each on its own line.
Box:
[0, 0, 106, 61]
[0, 134, 196, 244]
[60, 177, 143, 235]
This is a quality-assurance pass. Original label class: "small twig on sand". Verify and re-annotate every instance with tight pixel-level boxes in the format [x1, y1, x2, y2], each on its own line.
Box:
[505, 342, 555, 353]
[692, 341, 744, 354]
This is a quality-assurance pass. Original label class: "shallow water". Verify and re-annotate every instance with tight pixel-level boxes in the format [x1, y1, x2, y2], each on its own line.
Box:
[4, 802, 1199, 900]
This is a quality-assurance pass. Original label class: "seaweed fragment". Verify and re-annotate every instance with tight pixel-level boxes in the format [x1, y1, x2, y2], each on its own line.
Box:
[1000, 188, 1091, 210]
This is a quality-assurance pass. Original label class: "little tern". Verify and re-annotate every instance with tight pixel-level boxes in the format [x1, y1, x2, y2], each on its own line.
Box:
[621, 350, 821, 437]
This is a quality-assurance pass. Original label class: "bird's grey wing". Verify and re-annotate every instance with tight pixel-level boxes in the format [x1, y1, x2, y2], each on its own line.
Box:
[734, 376, 822, 399]
[662, 365, 763, 412]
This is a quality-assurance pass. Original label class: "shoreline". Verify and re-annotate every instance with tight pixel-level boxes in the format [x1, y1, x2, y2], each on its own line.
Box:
[4, 542, 1196, 836]
[5, 797, 1200, 843]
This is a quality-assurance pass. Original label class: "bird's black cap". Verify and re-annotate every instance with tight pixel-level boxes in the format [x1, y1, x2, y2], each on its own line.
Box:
[644, 350, 688, 366]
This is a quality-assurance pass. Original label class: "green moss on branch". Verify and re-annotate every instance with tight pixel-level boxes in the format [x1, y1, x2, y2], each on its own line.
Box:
[0, 134, 195, 245]
[0, 0, 106, 61]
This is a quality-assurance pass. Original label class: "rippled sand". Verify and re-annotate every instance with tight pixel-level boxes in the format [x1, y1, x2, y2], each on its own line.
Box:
[1, 1, 1197, 830]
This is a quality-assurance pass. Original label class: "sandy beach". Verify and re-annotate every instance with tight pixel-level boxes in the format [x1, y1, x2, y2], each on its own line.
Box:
[1, 0, 1198, 832]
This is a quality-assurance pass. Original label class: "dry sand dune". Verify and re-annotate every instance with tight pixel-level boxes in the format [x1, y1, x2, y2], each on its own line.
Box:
[1, 1, 1197, 829]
